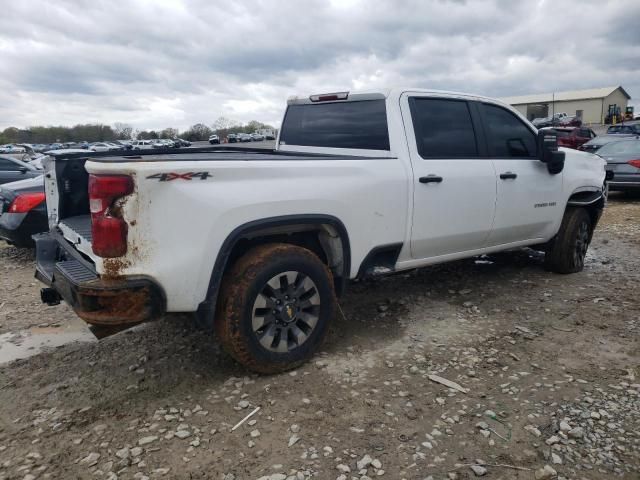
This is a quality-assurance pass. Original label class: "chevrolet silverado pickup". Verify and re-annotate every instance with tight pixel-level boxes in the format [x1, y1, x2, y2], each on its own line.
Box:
[35, 89, 607, 373]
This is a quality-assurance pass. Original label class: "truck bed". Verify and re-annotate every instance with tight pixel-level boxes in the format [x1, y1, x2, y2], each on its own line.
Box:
[54, 146, 388, 164]
[59, 215, 93, 258]
[46, 147, 393, 265]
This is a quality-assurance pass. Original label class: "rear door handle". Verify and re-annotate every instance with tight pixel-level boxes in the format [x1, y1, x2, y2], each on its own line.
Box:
[499, 172, 517, 180]
[419, 175, 443, 184]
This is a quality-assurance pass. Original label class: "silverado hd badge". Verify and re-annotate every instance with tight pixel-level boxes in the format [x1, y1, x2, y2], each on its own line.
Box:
[146, 172, 211, 181]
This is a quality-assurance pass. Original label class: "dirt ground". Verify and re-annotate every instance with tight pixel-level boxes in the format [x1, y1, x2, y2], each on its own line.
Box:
[0, 195, 639, 480]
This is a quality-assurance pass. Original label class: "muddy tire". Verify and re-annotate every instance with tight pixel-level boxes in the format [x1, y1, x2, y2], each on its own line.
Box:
[215, 243, 337, 374]
[545, 207, 592, 274]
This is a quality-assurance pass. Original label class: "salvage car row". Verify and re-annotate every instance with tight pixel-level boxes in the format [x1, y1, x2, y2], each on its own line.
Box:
[209, 131, 276, 144]
[0, 138, 192, 154]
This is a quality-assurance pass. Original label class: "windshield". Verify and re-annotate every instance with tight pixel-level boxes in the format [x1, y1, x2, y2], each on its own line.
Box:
[598, 140, 640, 156]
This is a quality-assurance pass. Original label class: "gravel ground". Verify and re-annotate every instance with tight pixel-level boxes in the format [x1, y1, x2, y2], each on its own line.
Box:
[0, 195, 638, 480]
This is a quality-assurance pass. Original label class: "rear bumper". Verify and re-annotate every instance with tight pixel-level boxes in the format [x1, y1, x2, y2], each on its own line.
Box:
[607, 174, 640, 190]
[34, 230, 165, 326]
[0, 210, 47, 247]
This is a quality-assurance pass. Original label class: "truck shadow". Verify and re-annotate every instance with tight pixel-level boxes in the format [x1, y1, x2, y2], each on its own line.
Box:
[326, 248, 546, 353]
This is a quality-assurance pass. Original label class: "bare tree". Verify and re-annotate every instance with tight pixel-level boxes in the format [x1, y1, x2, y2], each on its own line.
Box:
[213, 116, 240, 132]
[113, 122, 134, 140]
[160, 127, 179, 139]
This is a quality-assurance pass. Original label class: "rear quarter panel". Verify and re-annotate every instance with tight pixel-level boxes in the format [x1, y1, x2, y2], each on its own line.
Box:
[85, 158, 409, 311]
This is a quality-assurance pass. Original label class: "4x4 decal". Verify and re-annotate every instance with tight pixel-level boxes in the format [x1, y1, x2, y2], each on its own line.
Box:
[147, 172, 211, 182]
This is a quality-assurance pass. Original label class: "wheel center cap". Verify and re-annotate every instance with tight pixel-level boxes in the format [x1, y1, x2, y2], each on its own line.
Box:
[280, 302, 296, 323]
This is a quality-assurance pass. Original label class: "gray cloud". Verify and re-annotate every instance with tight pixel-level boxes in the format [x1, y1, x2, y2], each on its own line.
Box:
[0, 0, 638, 131]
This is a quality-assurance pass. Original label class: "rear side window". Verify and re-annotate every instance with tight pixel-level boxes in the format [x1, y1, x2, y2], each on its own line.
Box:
[279, 100, 390, 150]
[598, 140, 640, 156]
[0, 158, 18, 170]
[482, 104, 537, 158]
[409, 97, 478, 158]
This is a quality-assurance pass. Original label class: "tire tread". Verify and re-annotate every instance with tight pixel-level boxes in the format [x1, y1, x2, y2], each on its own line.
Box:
[545, 207, 591, 274]
[215, 243, 336, 374]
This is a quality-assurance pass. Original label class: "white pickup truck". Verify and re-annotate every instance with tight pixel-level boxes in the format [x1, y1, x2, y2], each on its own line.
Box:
[35, 89, 607, 373]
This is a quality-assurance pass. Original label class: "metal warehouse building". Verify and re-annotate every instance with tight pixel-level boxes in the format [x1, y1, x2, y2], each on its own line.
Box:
[500, 86, 630, 124]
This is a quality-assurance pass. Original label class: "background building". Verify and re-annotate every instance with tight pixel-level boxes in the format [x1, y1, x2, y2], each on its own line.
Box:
[500, 86, 630, 124]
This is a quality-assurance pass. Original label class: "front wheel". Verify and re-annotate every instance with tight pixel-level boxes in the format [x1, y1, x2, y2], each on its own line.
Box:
[545, 207, 592, 274]
[215, 243, 337, 373]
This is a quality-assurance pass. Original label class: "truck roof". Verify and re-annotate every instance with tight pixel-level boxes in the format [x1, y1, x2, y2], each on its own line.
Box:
[287, 88, 510, 108]
[48, 146, 394, 164]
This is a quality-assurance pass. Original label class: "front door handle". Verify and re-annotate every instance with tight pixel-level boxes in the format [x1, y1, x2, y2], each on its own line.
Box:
[499, 172, 517, 180]
[419, 175, 443, 184]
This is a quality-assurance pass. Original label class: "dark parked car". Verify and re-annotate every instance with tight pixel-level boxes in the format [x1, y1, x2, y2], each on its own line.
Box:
[598, 138, 640, 192]
[0, 175, 46, 247]
[607, 124, 640, 135]
[0, 155, 42, 185]
[227, 133, 239, 143]
[546, 127, 595, 149]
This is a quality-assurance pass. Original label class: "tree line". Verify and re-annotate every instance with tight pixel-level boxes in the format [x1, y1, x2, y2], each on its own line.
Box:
[0, 117, 275, 144]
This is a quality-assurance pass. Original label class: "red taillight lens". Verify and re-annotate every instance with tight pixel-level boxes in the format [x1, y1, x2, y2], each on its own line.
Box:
[309, 91, 349, 102]
[8, 192, 45, 213]
[628, 159, 640, 169]
[88, 174, 134, 258]
[88, 175, 134, 214]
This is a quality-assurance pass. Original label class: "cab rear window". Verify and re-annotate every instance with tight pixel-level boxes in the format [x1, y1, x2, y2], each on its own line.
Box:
[279, 100, 390, 150]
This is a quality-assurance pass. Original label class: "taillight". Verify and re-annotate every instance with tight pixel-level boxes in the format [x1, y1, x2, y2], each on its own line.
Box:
[8, 192, 45, 213]
[628, 159, 640, 169]
[88, 174, 134, 258]
[309, 91, 349, 102]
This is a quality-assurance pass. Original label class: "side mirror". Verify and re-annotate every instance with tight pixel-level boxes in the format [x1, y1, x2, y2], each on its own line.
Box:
[538, 130, 565, 174]
[19, 166, 29, 174]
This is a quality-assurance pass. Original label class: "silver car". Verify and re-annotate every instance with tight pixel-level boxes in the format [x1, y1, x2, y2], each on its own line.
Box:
[580, 134, 634, 154]
[599, 138, 640, 191]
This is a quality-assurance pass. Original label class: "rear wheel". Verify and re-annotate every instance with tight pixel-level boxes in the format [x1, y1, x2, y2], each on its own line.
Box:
[215, 243, 336, 373]
[545, 207, 592, 274]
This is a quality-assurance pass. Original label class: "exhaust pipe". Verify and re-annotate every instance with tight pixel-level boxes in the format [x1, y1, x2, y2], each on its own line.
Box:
[40, 288, 61, 306]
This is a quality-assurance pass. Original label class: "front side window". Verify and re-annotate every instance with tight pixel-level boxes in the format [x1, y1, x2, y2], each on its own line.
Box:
[482, 104, 537, 158]
[409, 97, 478, 158]
[280, 99, 390, 150]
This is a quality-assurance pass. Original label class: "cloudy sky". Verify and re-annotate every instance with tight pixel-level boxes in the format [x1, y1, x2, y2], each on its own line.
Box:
[0, 0, 638, 131]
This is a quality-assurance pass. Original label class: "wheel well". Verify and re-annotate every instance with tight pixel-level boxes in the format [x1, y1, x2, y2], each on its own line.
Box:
[196, 216, 350, 329]
[566, 190, 605, 234]
[225, 224, 346, 286]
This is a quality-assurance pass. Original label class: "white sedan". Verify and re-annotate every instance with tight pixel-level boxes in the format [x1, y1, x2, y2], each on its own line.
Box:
[89, 142, 117, 152]
[132, 140, 154, 150]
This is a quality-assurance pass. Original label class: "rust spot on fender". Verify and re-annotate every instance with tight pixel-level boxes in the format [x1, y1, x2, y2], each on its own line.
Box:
[102, 258, 130, 280]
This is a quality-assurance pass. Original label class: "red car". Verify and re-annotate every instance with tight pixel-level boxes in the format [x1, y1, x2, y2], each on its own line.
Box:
[548, 127, 596, 149]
